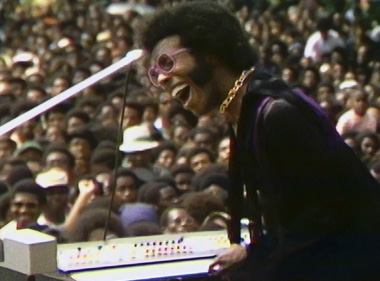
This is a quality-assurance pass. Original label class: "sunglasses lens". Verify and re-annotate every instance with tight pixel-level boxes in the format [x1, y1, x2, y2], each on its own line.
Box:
[157, 54, 175, 72]
[148, 68, 159, 86]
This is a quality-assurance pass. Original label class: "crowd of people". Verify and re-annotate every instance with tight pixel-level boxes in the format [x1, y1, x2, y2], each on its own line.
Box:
[0, 0, 379, 246]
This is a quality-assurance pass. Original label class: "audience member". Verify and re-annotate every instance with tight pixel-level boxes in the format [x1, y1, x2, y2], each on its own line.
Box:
[303, 16, 345, 63]
[160, 206, 199, 234]
[35, 167, 71, 228]
[110, 168, 143, 207]
[336, 88, 380, 135]
[0, 178, 46, 238]
[188, 147, 216, 173]
[119, 123, 161, 182]
[170, 164, 196, 195]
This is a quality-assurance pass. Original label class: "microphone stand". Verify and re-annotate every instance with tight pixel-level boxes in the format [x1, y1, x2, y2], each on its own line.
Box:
[0, 49, 145, 136]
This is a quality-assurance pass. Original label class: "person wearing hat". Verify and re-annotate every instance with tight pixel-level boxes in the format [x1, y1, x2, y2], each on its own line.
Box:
[35, 167, 71, 228]
[119, 123, 162, 182]
[42, 144, 76, 187]
[15, 140, 44, 174]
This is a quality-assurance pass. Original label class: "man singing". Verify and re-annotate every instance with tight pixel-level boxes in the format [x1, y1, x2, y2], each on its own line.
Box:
[139, 2, 380, 280]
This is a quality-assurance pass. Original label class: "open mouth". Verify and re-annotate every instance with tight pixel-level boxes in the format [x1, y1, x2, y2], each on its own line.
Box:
[173, 85, 190, 105]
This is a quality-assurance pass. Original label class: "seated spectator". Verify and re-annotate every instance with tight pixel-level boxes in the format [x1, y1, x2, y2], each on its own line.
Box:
[160, 206, 199, 234]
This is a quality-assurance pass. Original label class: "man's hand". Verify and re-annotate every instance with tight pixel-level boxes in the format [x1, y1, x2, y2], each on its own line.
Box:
[209, 243, 248, 274]
[77, 178, 99, 203]
[78, 178, 98, 196]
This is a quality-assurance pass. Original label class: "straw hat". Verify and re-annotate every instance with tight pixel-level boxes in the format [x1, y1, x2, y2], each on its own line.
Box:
[119, 123, 160, 153]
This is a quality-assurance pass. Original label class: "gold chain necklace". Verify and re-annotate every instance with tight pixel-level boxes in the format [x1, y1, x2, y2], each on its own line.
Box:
[219, 66, 255, 114]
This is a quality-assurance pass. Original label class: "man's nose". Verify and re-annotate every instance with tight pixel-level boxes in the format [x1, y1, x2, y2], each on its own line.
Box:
[19, 205, 31, 214]
[157, 72, 171, 87]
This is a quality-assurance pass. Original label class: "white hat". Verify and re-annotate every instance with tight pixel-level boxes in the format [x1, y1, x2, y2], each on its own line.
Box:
[36, 167, 69, 188]
[339, 79, 359, 91]
[119, 124, 159, 153]
[369, 26, 380, 43]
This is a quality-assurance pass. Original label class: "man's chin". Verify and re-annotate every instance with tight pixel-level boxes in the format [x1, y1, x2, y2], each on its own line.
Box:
[17, 218, 35, 228]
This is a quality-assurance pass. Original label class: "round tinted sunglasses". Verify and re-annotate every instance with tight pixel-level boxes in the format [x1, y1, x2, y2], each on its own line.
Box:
[148, 48, 189, 86]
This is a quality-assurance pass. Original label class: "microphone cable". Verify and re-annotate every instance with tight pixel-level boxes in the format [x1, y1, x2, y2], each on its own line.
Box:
[102, 66, 134, 241]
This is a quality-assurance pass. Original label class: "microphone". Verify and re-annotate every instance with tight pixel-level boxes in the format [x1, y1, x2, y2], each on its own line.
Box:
[0, 49, 146, 136]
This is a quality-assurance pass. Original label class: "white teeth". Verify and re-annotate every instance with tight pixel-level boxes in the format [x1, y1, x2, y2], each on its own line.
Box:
[172, 84, 188, 99]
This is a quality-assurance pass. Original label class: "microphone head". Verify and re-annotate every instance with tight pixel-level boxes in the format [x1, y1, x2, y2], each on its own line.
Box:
[125, 49, 146, 62]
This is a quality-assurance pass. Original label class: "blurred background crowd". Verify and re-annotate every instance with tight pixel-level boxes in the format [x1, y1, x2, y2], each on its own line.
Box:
[0, 0, 380, 243]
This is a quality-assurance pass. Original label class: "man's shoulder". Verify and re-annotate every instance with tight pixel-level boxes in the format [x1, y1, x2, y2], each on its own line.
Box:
[306, 31, 321, 42]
